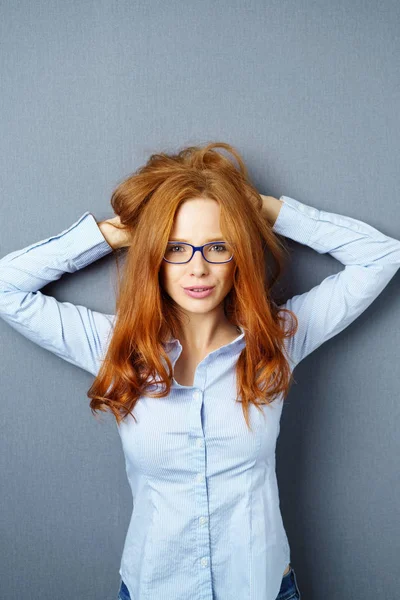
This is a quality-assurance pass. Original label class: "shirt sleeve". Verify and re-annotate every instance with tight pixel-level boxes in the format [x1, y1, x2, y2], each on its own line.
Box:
[272, 195, 400, 370]
[0, 211, 115, 376]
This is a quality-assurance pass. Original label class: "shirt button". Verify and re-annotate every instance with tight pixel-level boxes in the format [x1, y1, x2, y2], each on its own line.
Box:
[200, 557, 208, 567]
[199, 516, 208, 526]
[196, 473, 204, 482]
[193, 389, 202, 401]
[196, 438, 204, 448]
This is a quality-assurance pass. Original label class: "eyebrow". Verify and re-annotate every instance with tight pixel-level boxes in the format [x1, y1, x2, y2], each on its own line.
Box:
[168, 236, 225, 243]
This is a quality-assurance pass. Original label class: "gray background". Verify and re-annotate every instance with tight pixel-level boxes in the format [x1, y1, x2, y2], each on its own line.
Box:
[1, 1, 399, 598]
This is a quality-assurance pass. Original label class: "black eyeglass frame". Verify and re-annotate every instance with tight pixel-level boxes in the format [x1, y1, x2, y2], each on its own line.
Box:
[163, 241, 234, 265]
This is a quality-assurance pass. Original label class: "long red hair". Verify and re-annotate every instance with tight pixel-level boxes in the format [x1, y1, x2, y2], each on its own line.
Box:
[87, 142, 298, 430]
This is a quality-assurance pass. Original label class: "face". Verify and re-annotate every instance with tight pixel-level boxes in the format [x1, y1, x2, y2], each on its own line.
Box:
[159, 197, 235, 316]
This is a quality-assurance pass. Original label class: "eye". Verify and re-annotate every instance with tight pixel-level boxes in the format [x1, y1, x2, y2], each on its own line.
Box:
[165, 243, 188, 254]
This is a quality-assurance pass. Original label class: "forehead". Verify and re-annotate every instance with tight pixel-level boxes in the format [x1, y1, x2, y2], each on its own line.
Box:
[170, 197, 223, 241]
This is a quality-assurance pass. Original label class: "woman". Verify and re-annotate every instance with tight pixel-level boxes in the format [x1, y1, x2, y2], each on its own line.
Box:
[1, 142, 399, 600]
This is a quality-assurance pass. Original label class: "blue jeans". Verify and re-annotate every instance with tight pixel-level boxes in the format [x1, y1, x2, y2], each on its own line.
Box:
[275, 565, 302, 599]
[117, 565, 301, 599]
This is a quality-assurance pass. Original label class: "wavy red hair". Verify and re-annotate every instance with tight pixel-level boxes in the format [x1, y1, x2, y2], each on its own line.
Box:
[87, 141, 298, 431]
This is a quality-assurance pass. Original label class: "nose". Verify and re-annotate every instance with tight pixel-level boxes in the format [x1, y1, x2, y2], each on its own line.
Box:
[189, 248, 209, 272]
[191, 248, 207, 262]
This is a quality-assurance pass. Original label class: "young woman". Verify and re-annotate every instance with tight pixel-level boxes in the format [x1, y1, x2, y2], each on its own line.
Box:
[1, 142, 399, 600]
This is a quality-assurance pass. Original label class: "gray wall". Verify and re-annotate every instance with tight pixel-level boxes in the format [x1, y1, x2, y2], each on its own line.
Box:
[1, 1, 399, 598]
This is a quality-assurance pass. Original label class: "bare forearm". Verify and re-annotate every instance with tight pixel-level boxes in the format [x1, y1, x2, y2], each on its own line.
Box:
[260, 194, 283, 227]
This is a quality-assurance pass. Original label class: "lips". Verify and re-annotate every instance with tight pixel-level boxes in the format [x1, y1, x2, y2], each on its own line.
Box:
[183, 286, 215, 299]
[184, 286, 214, 291]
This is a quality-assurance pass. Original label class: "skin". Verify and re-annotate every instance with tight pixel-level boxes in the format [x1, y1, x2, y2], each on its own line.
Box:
[158, 196, 239, 355]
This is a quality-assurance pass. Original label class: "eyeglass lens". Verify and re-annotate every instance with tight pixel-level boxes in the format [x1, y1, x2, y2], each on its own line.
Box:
[164, 242, 233, 263]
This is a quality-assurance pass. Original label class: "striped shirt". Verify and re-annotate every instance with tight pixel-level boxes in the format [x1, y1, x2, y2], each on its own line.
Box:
[1, 195, 399, 600]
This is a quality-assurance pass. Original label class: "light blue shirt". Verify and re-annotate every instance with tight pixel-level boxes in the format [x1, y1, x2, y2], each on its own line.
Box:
[1, 195, 399, 600]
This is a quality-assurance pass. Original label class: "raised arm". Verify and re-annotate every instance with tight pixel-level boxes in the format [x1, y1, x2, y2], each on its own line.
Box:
[0, 212, 116, 376]
[262, 194, 400, 369]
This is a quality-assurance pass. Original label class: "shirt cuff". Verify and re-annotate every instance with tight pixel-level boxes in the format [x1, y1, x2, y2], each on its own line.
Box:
[272, 196, 319, 245]
[61, 211, 114, 270]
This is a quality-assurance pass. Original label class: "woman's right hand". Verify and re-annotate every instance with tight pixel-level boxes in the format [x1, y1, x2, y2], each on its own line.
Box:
[97, 215, 132, 250]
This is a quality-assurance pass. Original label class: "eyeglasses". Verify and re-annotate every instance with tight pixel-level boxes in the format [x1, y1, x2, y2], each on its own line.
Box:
[163, 241, 234, 264]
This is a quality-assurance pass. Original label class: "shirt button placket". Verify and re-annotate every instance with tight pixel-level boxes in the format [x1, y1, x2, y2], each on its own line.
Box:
[190, 386, 213, 597]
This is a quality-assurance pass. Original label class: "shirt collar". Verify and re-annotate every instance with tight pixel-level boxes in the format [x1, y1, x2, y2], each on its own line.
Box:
[163, 325, 245, 348]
